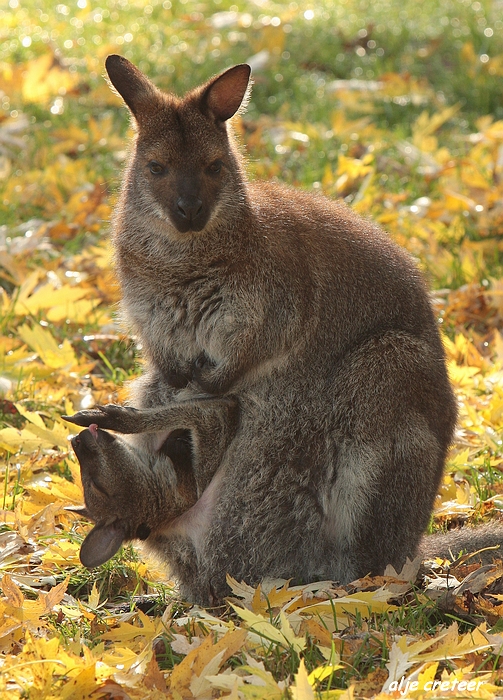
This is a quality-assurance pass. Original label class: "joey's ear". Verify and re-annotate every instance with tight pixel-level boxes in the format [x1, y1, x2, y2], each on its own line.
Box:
[201, 64, 252, 123]
[80, 521, 125, 568]
[105, 54, 159, 118]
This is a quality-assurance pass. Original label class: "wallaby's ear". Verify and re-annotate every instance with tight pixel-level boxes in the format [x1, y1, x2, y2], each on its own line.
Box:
[202, 64, 252, 123]
[105, 54, 158, 118]
[80, 521, 125, 568]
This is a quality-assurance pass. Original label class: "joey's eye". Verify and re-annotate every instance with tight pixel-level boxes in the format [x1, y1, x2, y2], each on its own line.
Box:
[148, 161, 165, 175]
[208, 159, 223, 174]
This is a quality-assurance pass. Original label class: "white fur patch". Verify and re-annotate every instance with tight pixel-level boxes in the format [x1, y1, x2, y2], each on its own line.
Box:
[322, 441, 382, 543]
[167, 468, 224, 553]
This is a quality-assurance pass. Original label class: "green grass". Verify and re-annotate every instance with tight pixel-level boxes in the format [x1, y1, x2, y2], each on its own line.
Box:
[3, 0, 503, 286]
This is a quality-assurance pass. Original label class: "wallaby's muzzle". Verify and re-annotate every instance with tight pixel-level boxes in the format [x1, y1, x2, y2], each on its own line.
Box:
[176, 195, 204, 230]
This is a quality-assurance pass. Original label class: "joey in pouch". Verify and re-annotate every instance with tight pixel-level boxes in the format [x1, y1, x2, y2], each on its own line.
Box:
[66, 56, 503, 604]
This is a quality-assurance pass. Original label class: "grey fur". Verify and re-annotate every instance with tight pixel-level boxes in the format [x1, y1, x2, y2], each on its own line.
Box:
[65, 57, 503, 605]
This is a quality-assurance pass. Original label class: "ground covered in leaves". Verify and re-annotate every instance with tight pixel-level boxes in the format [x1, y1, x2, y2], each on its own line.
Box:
[2, 0, 503, 697]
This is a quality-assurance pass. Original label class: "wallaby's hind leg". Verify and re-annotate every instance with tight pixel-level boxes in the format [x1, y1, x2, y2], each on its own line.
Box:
[194, 331, 456, 597]
[326, 330, 457, 580]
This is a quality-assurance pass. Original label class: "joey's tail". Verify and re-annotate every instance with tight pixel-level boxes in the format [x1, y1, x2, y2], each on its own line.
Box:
[420, 522, 503, 564]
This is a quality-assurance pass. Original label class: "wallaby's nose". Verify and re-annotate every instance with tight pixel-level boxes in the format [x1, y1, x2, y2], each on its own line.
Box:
[177, 195, 203, 222]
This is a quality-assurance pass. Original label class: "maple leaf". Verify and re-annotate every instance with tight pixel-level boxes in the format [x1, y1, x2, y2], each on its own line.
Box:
[230, 603, 306, 653]
[169, 628, 247, 698]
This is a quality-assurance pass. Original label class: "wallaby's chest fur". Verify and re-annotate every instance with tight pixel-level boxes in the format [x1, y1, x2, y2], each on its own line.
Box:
[115, 177, 440, 390]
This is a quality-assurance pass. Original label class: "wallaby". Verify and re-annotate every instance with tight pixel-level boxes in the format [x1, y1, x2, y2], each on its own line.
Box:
[65, 56, 503, 604]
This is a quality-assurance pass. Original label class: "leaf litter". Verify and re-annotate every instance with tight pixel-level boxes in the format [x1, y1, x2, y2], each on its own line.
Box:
[2, 2, 503, 698]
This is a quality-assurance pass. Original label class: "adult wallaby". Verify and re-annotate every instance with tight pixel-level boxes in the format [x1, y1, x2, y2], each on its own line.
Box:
[65, 56, 503, 604]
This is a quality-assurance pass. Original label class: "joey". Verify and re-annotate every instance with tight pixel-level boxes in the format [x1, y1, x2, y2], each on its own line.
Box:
[70, 423, 206, 600]
[71, 424, 178, 568]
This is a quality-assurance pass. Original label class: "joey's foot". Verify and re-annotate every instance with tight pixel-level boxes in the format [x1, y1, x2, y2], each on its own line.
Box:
[63, 404, 139, 433]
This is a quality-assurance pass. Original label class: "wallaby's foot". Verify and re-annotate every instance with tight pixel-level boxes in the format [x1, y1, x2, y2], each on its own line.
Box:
[64, 404, 140, 432]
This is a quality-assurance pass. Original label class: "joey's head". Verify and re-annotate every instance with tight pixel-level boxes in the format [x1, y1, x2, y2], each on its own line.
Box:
[105, 55, 252, 237]
[70, 425, 151, 568]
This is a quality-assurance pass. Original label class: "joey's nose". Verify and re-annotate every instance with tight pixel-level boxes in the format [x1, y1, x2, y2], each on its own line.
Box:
[177, 196, 203, 222]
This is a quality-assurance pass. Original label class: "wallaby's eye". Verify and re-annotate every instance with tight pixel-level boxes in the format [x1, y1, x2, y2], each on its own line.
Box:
[148, 161, 165, 175]
[208, 159, 223, 175]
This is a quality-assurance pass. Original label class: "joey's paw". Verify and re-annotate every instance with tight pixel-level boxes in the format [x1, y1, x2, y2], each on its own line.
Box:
[63, 404, 139, 432]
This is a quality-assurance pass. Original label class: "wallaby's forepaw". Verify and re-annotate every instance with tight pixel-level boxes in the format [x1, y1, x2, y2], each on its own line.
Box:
[63, 404, 140, 433]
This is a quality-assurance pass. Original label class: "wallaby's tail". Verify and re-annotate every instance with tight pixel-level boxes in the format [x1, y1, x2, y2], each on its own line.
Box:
[420, 522, 503, 564]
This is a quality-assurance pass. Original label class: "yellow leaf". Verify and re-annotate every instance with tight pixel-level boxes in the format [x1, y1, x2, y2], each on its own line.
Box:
[308, 664, 343, 685]
[59, 664, 100, 700]
[14, 406, 71, 449]
[101, 610, 162, 644]
[291, 659, 316, 700]
[13, 281, 90, 317]
[253, 581, 301, 614]
[47, 297, 102, 324]
[278, 611, 306, 654]
[300, 589, 397, 620]
[88, 583, 101, 610]
[12, 270, 44, 310]
[447, 361, 480, 388]
[226, 573, 257, 606]
[412, 104, 460, 142]
[230, 604, 305, 653]
[0, 421, 70, 453]
[101, 641, 152, 672]
[41, 576, 69, 613]
[0, 611, 22, 643]
[1, 574, 24, 607]
[205, 663, 284, 699]
[18, 323, 77, 369]
[22, 53, 79, 104]
[170, 628, 247, 695]
[41, 541, 81, 568]
[143, 654, 168, 692]
[189, 649, 227, 698]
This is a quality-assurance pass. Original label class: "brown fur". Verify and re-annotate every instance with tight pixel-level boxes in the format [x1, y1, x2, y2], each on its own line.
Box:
[65, 57, 503, 605]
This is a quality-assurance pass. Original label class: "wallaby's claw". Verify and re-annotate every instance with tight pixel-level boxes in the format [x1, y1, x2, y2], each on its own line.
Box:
[63, 409, 105, 427]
